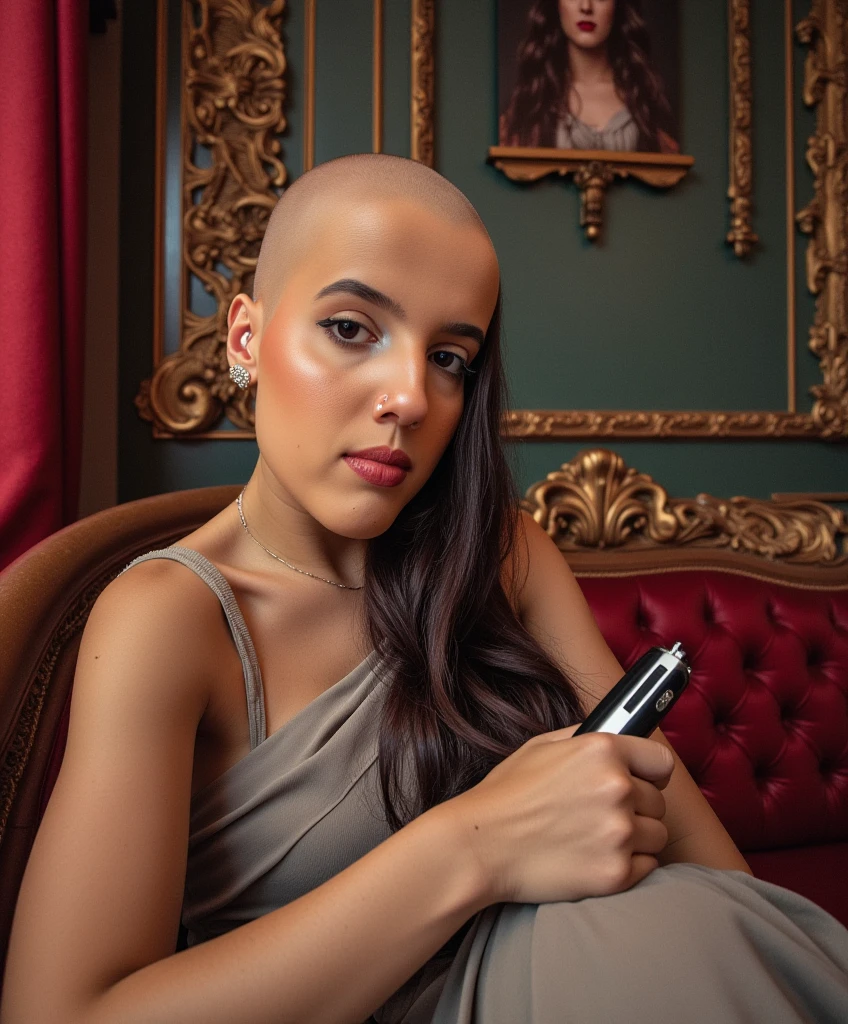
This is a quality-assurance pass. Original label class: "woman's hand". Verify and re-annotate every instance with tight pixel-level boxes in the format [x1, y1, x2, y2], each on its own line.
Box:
[442, 726, 674, 906]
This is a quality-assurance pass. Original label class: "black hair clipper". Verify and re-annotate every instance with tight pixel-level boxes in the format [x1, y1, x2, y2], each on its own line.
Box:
[574, 642, 691, 738]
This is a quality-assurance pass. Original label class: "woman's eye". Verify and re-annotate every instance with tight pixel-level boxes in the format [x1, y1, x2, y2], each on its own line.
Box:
[317, 318, 374, 345]
[431, 351, 469, 377]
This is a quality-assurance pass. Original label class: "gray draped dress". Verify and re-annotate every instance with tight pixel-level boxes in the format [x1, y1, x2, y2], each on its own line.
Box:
[119, 546, 848, 1023]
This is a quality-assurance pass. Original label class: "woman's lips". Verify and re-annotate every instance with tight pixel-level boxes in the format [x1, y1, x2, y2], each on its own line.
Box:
[577, 20, 596, 31]
[343, 456, 408, 487]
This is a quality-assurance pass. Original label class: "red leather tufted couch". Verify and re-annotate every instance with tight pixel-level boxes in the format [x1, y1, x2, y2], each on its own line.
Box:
[1, 449, 847, 992]
[522, 449, 848, 928]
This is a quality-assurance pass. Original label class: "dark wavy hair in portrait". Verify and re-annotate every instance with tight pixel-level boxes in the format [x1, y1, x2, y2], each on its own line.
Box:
[501, 0, 676, 151]
[364, 293, 588, 831]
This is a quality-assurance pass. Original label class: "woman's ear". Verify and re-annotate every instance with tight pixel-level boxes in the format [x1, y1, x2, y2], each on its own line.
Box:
[226, 293, 260, 379]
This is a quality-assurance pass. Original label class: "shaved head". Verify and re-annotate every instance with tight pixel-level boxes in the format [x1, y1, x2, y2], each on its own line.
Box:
[252, 153, 491, 317]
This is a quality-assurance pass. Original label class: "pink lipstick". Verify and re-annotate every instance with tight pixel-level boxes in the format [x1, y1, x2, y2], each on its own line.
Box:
[343, 446, 412, 488]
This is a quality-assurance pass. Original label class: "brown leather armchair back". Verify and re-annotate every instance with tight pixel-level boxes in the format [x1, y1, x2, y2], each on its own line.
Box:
[0, 486, 240, 982]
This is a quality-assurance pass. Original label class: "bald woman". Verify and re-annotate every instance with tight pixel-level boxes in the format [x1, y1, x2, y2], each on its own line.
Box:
[4, 155, 848, 1024]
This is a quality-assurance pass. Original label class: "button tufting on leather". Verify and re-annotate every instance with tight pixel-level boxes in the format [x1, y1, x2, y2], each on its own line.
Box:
[575, 571, 848, 853]
[742, 650, 759, 671]
[806, 647, 822, 667]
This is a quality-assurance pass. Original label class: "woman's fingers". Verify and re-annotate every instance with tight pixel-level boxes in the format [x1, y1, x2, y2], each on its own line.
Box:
[631, 813, 669, 857]
[548, 730, 674, 789]
[626, 854, 660, 890]
[630, 776, 667, 821]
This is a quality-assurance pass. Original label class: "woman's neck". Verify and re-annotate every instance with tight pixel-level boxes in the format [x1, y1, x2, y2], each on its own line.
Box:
[566, 42, 613, 86]
[237, 460, 368, 589]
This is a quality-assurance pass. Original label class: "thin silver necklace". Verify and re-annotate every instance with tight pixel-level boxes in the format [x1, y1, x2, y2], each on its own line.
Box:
[236, 487, 364, 590]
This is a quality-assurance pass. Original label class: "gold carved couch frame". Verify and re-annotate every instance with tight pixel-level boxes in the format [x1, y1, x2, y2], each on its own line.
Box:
[137, 0, 848, 443]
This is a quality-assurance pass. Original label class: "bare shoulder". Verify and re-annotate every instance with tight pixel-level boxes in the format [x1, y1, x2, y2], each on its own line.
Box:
[501, 509, 623, 700]
[2, 559, 227, 1018]
[500, 509, 579, 621]
[80, 556, 224, 713]
[52, 557, 225, 775]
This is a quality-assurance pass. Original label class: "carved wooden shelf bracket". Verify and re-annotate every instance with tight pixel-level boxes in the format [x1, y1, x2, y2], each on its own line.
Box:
[487, 146, 694, 242]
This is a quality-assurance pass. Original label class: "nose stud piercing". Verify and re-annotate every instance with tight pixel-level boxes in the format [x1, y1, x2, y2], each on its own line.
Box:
[376, 393, 389, 411]
[229, 364, 251, 389]
[240, 330, 251, 348]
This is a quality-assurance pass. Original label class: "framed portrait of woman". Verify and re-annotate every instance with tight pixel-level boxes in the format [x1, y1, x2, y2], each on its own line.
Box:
[498, 0, 681, 154]
[490, 0, 693, 241]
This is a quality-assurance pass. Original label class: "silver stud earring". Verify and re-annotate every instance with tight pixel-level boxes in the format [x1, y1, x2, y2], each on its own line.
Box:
[229, 364, 251, 389]
[240, 330, 251, 348]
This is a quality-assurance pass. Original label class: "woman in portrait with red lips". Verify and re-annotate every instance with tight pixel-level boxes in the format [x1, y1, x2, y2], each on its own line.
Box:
[500, 0, 680, 153]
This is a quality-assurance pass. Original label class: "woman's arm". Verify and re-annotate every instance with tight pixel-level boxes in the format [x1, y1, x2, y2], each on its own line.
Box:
[1, 562, 488, 1024]
[509, 510, 752, 875]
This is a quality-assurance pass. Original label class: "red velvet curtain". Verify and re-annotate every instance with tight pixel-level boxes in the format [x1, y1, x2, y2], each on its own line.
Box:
[0, 0, 88, 573]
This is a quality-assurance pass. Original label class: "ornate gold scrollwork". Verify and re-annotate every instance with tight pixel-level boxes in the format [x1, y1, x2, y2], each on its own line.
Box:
[137, 0, 286, 437]
[521, 449, 848, 569]
[411, 0, 435, 168]
[504, 409, 823, 440]
[487, 147, 693, 243]
[796, 0, 848, 440]
[727, 0, 758, 257]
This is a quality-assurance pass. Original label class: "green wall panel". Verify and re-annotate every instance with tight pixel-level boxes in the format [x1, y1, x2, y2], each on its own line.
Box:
[119, 0, 846, 506]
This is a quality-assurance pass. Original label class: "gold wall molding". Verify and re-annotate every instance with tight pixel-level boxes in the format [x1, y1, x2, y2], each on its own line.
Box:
[373, 0, 384, 153]
[521, 449, 848, 582]
[487, 148, 693, 243]
[796, 0, 848, 440]
[411, 0, 435, 167]
[496, 1, 848, 441]
[505, 409, 823, 441]
[727, 0, 758, 257]
[139, 2, 848, 442]
[138, 0, 286, 437]
[140, 0, 435, 437]
[304, 0, 316, 172]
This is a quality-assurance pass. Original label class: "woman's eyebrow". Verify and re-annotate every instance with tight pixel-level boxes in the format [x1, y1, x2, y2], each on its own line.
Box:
[440, 321, 486, 346]
[314, 279, 405, 318]
[314, 278, 485, 346]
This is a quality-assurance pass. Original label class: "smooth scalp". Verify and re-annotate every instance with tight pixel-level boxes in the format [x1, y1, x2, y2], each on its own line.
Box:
[253, 153, 491, 319]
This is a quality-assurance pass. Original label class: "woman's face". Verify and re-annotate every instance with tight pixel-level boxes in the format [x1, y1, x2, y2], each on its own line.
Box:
[246, 198, 500, 541]
[558, 0, 615, 49]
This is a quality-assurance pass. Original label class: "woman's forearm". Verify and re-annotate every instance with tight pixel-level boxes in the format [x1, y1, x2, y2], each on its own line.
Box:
[73, 806, 487, 1024]
[652, 728, 752, 874]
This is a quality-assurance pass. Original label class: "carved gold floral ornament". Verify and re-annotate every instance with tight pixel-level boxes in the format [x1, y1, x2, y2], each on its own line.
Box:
[521, 449, 848, 581]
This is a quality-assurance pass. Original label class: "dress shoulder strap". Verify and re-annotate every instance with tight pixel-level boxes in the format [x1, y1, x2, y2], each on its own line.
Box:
[118, 545, 267, 748]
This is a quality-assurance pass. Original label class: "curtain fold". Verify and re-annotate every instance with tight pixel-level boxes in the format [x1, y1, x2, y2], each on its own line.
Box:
[0, 0, 88, 572]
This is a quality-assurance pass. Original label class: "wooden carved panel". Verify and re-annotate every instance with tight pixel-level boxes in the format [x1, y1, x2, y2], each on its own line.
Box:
[797, 0, 848, 440]
[521, 448, 848, 584]
[137, 0, 286, 437]
[727, 0, 758, 257]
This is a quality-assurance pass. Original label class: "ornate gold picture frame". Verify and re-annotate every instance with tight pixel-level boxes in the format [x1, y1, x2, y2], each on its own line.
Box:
[499, 0, 847, 441]
[137, 0, 435, 439]
[138, 0, 847, 443]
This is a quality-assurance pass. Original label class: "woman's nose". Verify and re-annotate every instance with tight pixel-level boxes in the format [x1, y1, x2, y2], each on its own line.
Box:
[373, 358, 429, 429]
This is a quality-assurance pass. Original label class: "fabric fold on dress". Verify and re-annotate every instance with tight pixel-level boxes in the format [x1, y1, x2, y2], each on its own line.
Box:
[118, 545, 848, 1023]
